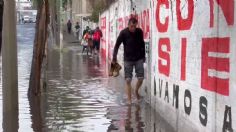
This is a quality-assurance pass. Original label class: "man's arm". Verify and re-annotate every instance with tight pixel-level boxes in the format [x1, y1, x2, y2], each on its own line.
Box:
[112, 31, 123, 62]
[140, 29, 146, 61]
[99, 30, 103, 38]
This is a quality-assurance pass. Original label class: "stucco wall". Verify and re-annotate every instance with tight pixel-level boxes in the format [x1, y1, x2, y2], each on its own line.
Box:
[100, 0, 151, 102]
[101, 0, 236, 131]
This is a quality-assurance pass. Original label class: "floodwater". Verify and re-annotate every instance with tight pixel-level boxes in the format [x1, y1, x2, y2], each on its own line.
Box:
[40, 41, 154, 131]
[0, 24, 35, 131]
[0, 24, 174, 132]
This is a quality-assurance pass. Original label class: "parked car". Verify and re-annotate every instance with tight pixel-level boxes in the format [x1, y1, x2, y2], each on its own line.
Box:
[23, 16, 32, 23]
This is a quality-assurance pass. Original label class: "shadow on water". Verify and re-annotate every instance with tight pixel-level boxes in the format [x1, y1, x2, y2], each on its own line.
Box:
[28, 96, 43, 132]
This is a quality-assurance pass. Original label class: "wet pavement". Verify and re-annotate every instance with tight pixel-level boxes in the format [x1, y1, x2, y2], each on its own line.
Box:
[0, 23, 35, 131]
[1, 24, 174, 132]
[40, 33, 154, 132]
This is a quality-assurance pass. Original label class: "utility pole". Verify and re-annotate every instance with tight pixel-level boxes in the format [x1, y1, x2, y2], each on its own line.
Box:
[59, 0, 63, 50]
[2, 0, 19, 131]
[69, 0, 72, 21]
[0, 0, 3, 53]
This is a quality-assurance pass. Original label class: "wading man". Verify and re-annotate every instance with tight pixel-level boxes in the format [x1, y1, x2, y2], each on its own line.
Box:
[112, 18, 145, 104]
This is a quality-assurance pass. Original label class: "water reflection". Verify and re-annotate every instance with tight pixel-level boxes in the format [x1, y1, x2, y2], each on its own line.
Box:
[29, 96, 43, 132]
[40, 45, 154, 131]
[1, 24, 177, 132]
[0, 24, 35, 132]
[2, 103, 19, 132]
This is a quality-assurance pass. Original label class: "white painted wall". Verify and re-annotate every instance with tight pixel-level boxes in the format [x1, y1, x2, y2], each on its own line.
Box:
[101, 0, 236, 131]
[151, 0, 236, 131]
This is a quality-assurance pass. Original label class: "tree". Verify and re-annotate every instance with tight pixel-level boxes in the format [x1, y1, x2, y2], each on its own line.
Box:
[29, 0, 61, 96]
[61, 0, 71, 11]
[62, 0, 67, 9]
[29, 0, 50, 96]
[88, 0, 116, 22]
[89, 0, 105, 22]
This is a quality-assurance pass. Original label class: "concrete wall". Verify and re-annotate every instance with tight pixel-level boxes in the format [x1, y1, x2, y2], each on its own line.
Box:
[100, 1, 151, 101]
[101, 0, 236, 131]
[151, 0, 236, 131]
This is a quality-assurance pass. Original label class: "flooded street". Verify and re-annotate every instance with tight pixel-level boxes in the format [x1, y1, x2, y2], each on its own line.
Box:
[41, 40, 154, 131]
[0, 23, 35, 131]
[0, 24, 173, 132]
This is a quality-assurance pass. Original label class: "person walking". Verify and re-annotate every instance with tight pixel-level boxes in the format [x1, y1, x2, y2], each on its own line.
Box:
[87, 30, 94, 54]
[83, 26, 90, 37]
[112, 17, 145, 104]
[83, 30, 93, 55]
[75, 22, 80, 39]
[67, 20, 72, 34]
[82, 32, 89, 55]
[93, 27, 103, 54]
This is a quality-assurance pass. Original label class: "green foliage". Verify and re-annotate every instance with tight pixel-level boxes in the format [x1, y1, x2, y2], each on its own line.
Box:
[89, 0, 105, 23]
[61, 0, 72, 10]
[62, 0, 67, 9]
[31, 0, 43, 9]
[89, 0, 116, 22]
[31, 0, 38, 9]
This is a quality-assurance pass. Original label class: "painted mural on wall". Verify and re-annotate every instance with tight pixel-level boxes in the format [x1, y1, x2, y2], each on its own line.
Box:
[100, 0, 152, 102]
[151, 0, 236, 131]
[101, 0, 236, 131]
[100, 0, 150, 62]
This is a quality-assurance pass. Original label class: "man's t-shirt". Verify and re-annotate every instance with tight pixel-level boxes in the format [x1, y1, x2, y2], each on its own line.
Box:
[93, 30, 103, 41]
[113, 27, 145, 61]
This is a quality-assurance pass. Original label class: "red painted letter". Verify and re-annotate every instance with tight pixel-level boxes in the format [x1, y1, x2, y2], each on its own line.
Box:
[156, 0, 169, 32]
[209, 0, 214, 27]
[181, 38, 187, 81]
[118, 18, 123, 31]
[146, 9, 150, 39]
[158, 38, 171, 77]
[176, 0, 194, 30]
[141, 11, 146, 30]
[201, 38, 230, 96]
[209, 0, 234, 27]
[216, 0, 234, 25]
[101, 17, 106, 44]
[125, 16, 129, 27]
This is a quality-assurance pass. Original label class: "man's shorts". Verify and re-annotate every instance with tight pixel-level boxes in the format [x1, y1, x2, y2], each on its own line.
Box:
[124, 59, 145, 81]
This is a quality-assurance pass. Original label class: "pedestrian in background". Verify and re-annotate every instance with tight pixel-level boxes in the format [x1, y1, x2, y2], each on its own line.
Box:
[67, 20, 72, 34]
[75, 22, 80, 40]
[83, 30, 93, 55]
[81, 33, 89, 55]
[93, 27, 103, 55]
[83, 26, 90, 37]
[87, 30, 94, 54]
[112, 17, 145, 104]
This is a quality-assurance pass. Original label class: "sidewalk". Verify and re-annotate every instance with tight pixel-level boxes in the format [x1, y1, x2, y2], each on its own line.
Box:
[41, 32, 174, 131]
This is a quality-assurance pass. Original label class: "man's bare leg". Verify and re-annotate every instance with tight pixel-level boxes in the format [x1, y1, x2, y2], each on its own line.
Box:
[135, 79, 143, 100]
[126, 80, 132, 104]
